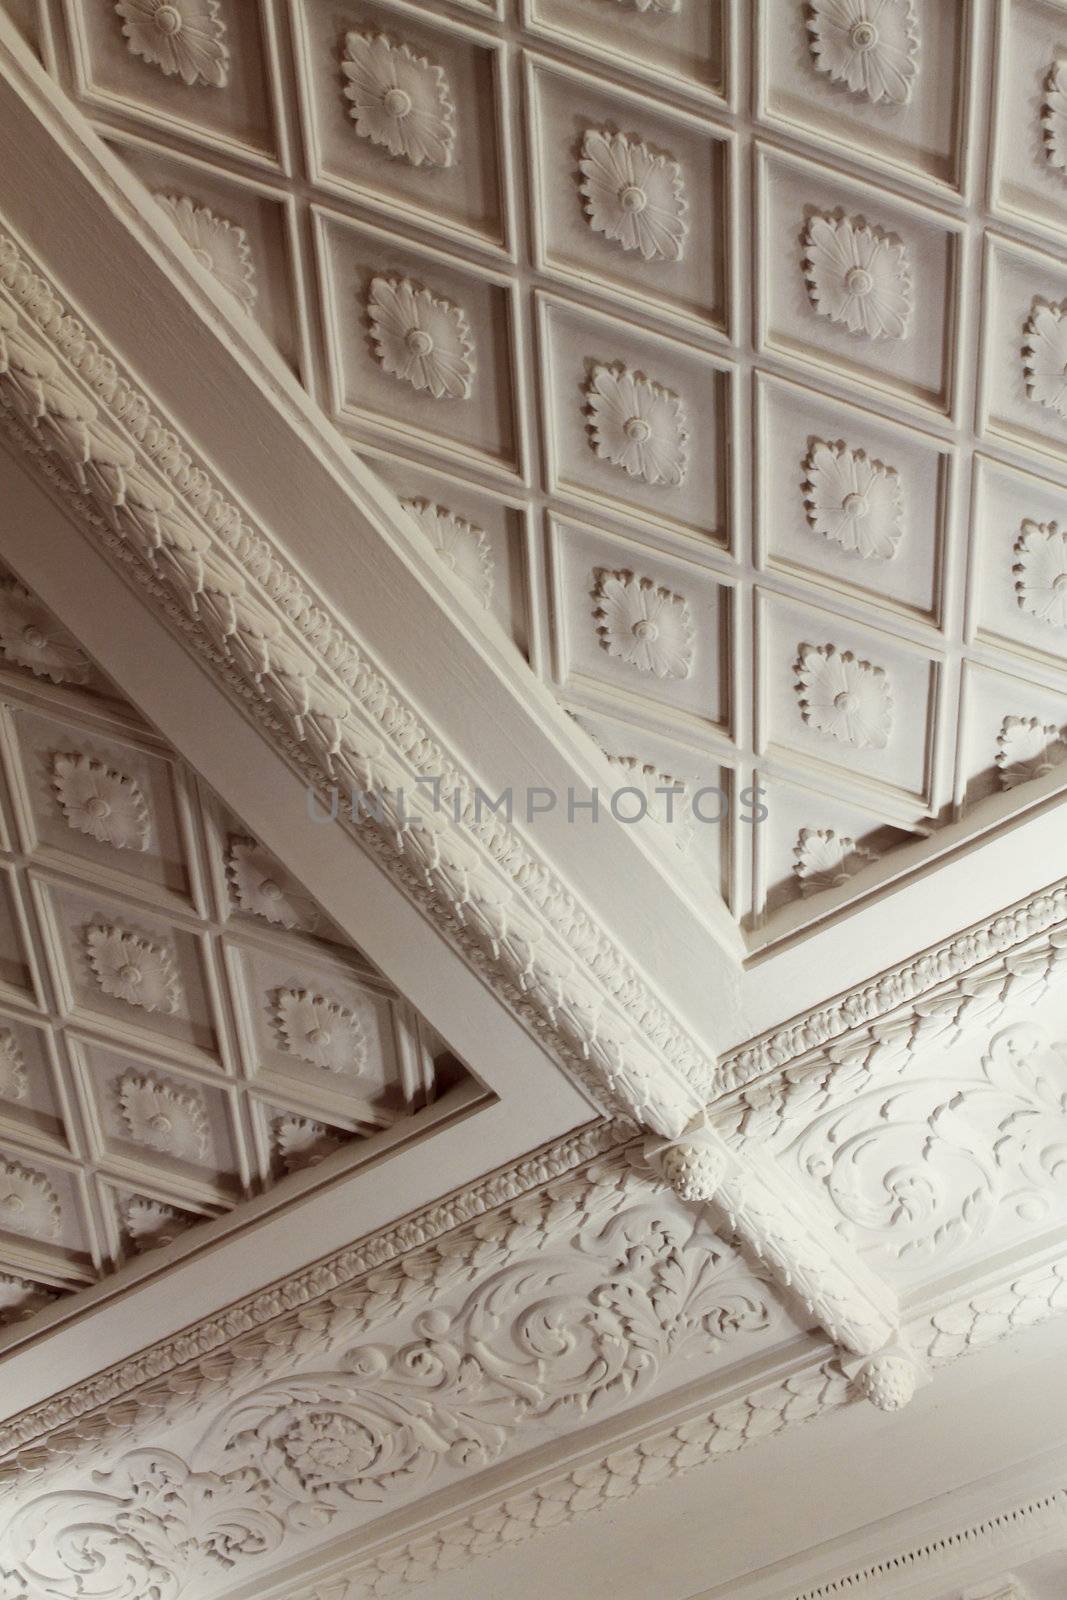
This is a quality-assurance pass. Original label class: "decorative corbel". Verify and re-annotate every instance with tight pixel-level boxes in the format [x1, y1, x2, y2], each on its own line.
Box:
[648, 1119, 926, 1410]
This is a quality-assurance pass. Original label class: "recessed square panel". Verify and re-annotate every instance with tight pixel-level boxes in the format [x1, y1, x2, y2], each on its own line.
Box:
[754, 372, 952, 627]
[756, 145, 961, 418]
[958, 657, 1067, 805]
[756, 588, 941, 809]
[63, 0, 283, 168]
[293, 0, 510, 254]
[990, 0, 1067, 243]
[970, 454, 1067, 675]
[105, 134, 306, 377]
[549, 514, 733, 740]
[0, 1143, 95, 1276]
[538, 294, 733, 548]
[0, 867, 37, 1004]
[521, 0, 729, 107]
[0, 1016, 68, 1152]
[755, 0, 973, 194]
[526, 54, 730, 338]
[981, 233, 1067, 465]
[365, 447, 532, 656]
[314, 209, 523, 479]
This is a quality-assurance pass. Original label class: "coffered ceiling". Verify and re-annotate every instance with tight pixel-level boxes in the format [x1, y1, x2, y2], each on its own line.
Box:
[10, 0, 1067, 942]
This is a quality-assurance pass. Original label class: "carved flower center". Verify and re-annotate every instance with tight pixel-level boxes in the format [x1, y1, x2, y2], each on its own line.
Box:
[119, 963, 143, 987]
[406, 328, 434, 357]
[259, 878, 283, 901]
[382, 87, 412, 119]
[624, 416, 652, 443]
[845, 266, 873, 296]
[1, 1192, 23, 1213]
[154, 4, 183, 35]
[306, 1438, 352, 1470]
[192, 247, 214, 271]
[849, 20, 878, 50]
[307, 1026, 332, 1048]
[834, 690, 858, 712]
[631, 618, 659, 642]
[149, 1113, 172, 1134]
[21, 625, 45, 649]
[842, 493, 869, 517]
[85, 796, 111, 819]
[619, 184, 647, 213]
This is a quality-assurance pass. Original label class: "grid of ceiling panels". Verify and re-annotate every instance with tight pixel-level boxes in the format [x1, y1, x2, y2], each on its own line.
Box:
[11, 0, 1067, 936]
[0, 564, 454, 1327]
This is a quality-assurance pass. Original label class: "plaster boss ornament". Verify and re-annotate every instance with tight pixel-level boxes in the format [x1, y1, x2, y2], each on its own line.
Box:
[1014, 520, 1067, 627]
[794, 828, 875, 897]
[52, 752, 150, 852]
[118, 1073, 209, 1160]
[85, 924, 181, 1014]
[795, 643, 893, 749]
[368, 276, 474, 401]
[274, 1113, 342, 1174]
[996, 715, 1067, 790]
[802, 213, 912, 341]
[342, 30, 456, 169]
[114, 0, 228, 88]
[807, 0, 919, 106]
[0, 1030, 27, 1104]
[844, 1343, 923, 1411]
[593, 569, 694, 679]
[586, 363, 689, 487]
[0, 1158, 60, 1241]
[0, 579, 90, 685]
[1043, 58, 1067, 173]
[803, 439, 903, 560]
[401, 499, 494, 608]
[154, 195, 256, 314]
[275, 988, 367, 1076]
[226, 837, 320, 932]
[1022, 301, 1067, 423]
[657, 1139, 727, 1203]
[579, 129, 688, 263]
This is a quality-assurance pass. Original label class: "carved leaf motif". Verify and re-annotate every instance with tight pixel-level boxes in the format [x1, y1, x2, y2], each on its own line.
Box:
[275, 989, 367, 1075]
[342, 31, 456, 168]
[803, 439, 903, 560]
[794, 644, 893, 749]
[1043, 58, 1067, 173]
[118, 1073, 209, 1160]
[0, 578, 90, 685]
[52, 752, 151, 851]
[226, 837, 320, 932]
[114, 0, 229, 88]
[0, 1158, 60, 1241]
[996, 715, 1067, 790]
[368, 276, 473, 400]
[579, 130, 688, 262]
[154, 195, 256, 313]
[0, 1030, 27, 1104]
[586, 363, 688, 487]
[1013, 520, 1067, 627]
[401, 500, 494, 608]
[1022, 301, 1067, 422]
[802, 214, 912, 340]
[593, 569, 694, 679]
[794, 828, 875, 896]
[85, 925, 181, 1014]
[807, 0, 919, 105]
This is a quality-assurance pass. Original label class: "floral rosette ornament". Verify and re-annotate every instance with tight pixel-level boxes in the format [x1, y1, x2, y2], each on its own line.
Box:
[793, 828, 875, 896]
[802, 213, 912, 341]
[343, 31, 456, 169]
[1014, 520, 1067, 627]
[1022, 301, 1067, 423]
[85, 925, 181, 1014]
[794, 643, 893, 749]
[114, 0, 229, 88]
[803, 440, 903, 560]
[0, 579, 90, 685]
[52, 752, 151, 851]
[401, 500, 494, 608]
[1043, 58, 1067, 173]
[592, 570, 694, 679]
[585, 363, 688, 487]
[155, 195, 256, 313]
[579, 129, 688, 262]
[807, 0, 919, 105]
[368, 276, 474, 400]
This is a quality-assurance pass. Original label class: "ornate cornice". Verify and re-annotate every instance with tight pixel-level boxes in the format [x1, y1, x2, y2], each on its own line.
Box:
[0, 222, 713, 1139]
